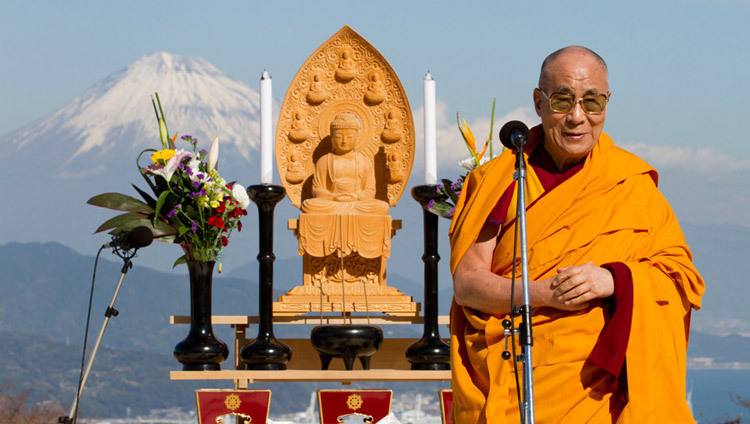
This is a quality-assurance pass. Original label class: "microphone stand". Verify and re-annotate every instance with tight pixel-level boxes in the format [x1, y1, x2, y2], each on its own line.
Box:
[59, 247, 138, 424]
[507, 145, 536, 424]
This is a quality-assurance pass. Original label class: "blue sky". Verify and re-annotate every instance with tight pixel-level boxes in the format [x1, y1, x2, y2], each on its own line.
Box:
[2, 0, 749, 228]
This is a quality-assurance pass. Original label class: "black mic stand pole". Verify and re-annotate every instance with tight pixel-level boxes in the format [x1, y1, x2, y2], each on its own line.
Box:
[513, 145, 536, 424]
[60, 249, 137, 424]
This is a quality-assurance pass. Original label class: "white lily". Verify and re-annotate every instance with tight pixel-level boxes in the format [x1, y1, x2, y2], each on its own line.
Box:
[142, 149, 193, 182]
[458, 155, 490, 171]
[207, 136, 219, 172]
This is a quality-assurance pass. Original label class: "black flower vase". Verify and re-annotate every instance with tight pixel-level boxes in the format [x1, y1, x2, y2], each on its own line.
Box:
[173, 261, 229, 370]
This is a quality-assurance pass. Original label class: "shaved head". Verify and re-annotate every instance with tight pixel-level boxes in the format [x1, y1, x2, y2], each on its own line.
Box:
[539, 46, 608, 90]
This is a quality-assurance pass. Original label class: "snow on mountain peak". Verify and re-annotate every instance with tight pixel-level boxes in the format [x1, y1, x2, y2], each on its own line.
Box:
[3, 52, 269, 178]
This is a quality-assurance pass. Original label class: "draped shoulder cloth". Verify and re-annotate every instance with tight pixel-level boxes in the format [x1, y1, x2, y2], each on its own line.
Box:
[448, 128, 705, 423]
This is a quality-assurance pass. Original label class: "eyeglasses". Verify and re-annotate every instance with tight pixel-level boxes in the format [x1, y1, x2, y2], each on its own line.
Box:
[537, 88, 610, 115]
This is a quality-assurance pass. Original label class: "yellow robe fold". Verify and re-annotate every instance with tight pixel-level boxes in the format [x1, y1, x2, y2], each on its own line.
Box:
[449, 128, 705, 423]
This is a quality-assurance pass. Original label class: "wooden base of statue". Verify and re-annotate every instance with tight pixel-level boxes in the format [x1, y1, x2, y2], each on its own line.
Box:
[273, 217, 419, 316]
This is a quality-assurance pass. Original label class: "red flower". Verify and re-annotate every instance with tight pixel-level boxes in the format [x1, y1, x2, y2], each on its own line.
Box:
[237, 221, 243, 232]
[221, 236, 228, 246]
[217, 201, 226, 214]
[207, 216, 224, 229]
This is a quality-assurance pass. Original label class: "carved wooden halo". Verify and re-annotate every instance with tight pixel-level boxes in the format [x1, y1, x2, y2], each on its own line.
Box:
[275, 25, 416, 209]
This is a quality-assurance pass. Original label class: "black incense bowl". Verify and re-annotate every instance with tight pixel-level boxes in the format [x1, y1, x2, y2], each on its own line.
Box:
[310, 325, 383, 370]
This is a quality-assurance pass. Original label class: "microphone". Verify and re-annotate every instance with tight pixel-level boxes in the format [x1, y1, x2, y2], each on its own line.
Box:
[103, 226, 153, 250]
[499, 120, 531, 150]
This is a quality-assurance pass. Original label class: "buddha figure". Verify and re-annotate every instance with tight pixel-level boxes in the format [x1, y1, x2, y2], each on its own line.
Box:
[380, 108, 402, 143]
[301, 113, 389, 215]
[386, 150, 404, 183]
[288, 110, 311, 143]
[306, 71, 327, 105]
[286, 150, 306, 184]
[364, 70, 386, 105]
[335, 47, 357, 82]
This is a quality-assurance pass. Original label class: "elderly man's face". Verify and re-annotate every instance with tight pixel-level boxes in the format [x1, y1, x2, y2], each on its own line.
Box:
[534, 52, 609, 171]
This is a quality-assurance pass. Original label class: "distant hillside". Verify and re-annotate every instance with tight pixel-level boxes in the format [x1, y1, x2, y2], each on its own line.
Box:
[0, 241, 259, 353]
[0, 331, 222, 418]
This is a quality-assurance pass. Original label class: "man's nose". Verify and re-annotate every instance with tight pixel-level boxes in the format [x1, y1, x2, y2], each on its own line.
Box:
[565, 102, 586, 125]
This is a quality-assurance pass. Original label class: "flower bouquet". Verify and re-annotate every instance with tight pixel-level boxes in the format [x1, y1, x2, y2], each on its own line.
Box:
[87, 93, 249, 271]
[428, 99, 498, 219]
[88, 93, 249, 370]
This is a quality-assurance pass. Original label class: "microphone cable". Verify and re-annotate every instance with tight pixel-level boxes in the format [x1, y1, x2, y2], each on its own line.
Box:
[61, 246, 104, 424]
[510, 213, 523, 417]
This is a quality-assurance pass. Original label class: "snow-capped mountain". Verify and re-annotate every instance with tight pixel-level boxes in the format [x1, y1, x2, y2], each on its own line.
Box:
[0, 52, 281, 270]
[1, 52, 268, 179]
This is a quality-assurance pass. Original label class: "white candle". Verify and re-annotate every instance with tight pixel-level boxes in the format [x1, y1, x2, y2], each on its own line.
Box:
[423, 72, 437, 185]
[260, 70, 273, 184]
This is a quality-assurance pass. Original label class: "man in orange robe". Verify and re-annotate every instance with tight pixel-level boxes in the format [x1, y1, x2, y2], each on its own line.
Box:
[449, 46, 705, 423]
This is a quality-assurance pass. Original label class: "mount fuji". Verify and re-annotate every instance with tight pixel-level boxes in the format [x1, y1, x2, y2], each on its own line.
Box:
[2, 52, 266, 179]
[0, 52, 291, 271]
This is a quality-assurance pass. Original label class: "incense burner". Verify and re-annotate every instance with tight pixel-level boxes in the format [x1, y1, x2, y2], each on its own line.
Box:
[310, 324, 383, 370]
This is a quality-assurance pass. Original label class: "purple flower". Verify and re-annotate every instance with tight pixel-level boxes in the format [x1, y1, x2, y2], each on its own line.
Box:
[178, 162, 185, 169]
[186, 167, 193, 176]
[191, 220, 197, 232]
[436, 184, 444, 191]
[197, 173, 204, 180]
[192, 181, 202, 188]
[181, 135, 193, 140]
[199, 149, 207, 155]
[167, 209, 177, 218]
[449, 206, 456, 216]
[428, 199, 435, 209]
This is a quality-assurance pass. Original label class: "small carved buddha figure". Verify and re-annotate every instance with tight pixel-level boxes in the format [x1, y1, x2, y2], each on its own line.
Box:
[302, 113, 389, 215]
[306, 71, 327, 105]
[288, 110, 311, 143]
[335, 47, 357, 82]
[386, 150, 404, 183]
[364, 70, 386, 105]
[380, 109, 402, 142]
[286, 150, 306, 184]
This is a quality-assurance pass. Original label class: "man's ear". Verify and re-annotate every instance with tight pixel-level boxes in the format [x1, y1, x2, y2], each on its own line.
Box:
[533, 89, 543, 117]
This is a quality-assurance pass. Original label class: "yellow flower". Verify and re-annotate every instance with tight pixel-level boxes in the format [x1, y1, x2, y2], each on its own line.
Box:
[151, 149, 176, 164]
[457, 114, 489, 166]
[210, 200, 219, 208]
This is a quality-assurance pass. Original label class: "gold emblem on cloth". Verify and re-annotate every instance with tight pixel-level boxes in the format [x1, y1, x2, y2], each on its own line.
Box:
[224, 393, 241, 411]
[346, 394, 364, 411]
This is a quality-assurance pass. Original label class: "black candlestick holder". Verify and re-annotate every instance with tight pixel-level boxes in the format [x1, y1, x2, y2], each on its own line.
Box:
[405, 184, 451, 370]
[239, 184, 292, 370]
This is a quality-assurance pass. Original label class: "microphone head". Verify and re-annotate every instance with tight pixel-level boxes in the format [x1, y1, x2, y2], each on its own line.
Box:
[126, 226, 154, 248]
[499, 120, 531, 150]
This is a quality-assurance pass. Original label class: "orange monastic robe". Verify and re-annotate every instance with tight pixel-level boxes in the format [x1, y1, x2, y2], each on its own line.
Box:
[449, 127, 705, 423]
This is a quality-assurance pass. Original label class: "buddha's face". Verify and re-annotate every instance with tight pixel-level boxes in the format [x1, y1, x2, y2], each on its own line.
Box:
[331, 128, 357, 155]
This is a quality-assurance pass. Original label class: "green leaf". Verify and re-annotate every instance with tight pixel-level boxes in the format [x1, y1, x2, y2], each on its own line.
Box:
[94, 212, 150, 234]
[131, 184, 157, 209]
[428, 202, 455, 218]
[172, 255, 187, 268]
[105, 217, 176, 238]
[153, 190, 171, 225]
[178, 225, 191, 236]
[441, 178, 460, 204]
[87, 193, 154, 214]
[488, 97, 496, 159]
